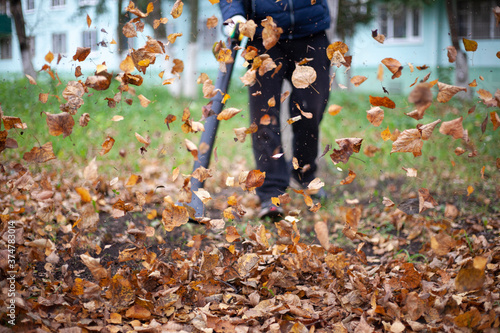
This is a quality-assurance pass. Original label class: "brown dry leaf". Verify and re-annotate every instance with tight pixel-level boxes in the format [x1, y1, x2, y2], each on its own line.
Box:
[391, 129, 423, 157]
[122, 21, 137, 38]
[437, 82, 467, 103]
[206, 15, 218, 29]
[314, 221, 331, 250]
[439, 117, 464, 139]
[2, 116, 25, 130]
[85, 71, 112, 91]
[418, 188, 437, 213]
[45, 112, 74, 138]
[126, 305, 151, 320]
[75, 187, 92, 203]
[381, 57, 403, 79]
[328, 104, 342, 116]
[172, 58, 184, 74]
[217, 107, 242, 120]
[239, 19, 257, 40]
[39, 92, 49, 103]
[261, 16, 283, 50]
[120, 55, 135, 73]
[258, 57, 277, 76]
[291, 65, 317, 89]
[245, 169, 265, 189]
[377, 64, 384, 81]
[430, 232, 457, 256]
[25, 74, 37, 85]
[366, 107, 384, 126]
[454, 308, 482, 328]
[455, 256, 487, 292]
[447, 46, 457, 62]
[401, 263, 422, 289]
[138, 94, 151, 107]
[330, 138, 363, 164]
[79, 113, 90, 127]
[185, 139, 198, 160]
[407, 83, 432, 120]
[469, 79, 477, 87]
[167, 32, 182, 44]
[418, 119, 441, 140]
[491, 111, 500, 130]
[350, 75, 367, 87]
[99, 136, 115, 156]
[462, 38, 478, 52]
[342, 206, 361, 240]
[455, 147, 466, 156]
[126, 174, 142, 186]
[369, 95, 396, 109]
[402, 167, 417, 177]
[23, 142, 56, 163]
[240, 68, 257, 86]
[80, 254, 108, 282]
[73, 47, 91, 62]
[170, 0, 183, 18]
[194, 188, 211, 204]
[161, 202, 189, 231]
[372, 29, 385, 44]
[382, 197, 395, 207]
[340, 170, 356, 185]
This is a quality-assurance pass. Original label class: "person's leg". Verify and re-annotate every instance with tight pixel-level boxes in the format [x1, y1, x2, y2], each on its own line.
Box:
[247, 39, 290, 203]
[285, 32, 331, 185]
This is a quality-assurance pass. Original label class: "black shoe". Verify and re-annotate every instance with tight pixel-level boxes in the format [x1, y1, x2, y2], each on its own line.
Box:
[258, 201, 284, 220]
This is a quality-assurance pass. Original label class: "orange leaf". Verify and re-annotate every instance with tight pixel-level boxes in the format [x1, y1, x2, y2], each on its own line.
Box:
[161, 202, 189, 231]
[340, 170, 356, 185]
[170, 0, 183, 18]
[350, 75, 367, 87]
[369, 95, 396, 109]
[75, 187, 92, 202]
[45, 51, 54, 63]
[326, 41, 349, 60]
[314, 221, 331, 250]
[467, 185, 474, 196]
[491, 111, 500, 130]
[381, 57, 403, 79]
[217, 107, 242, 120]
[437, 82, 467, 103]
[26, 74, 37, 85]
[330, 138, 363, 164]
[328, 104, 342, 116]
[226, 226, 241, 242]
[462, 38, 478, 52]
[206, 15, 218, 29]
[86, 14, 92, 28]
[261, 16, 283, 50]
[239, 19, 257, 40]
[391, 129, 423, 157]
[381, 126, 391, 141]
[245, 169, 266, 189]
[418, 188, 437, 213]
[99, 136, 115, 156]
[446, 46, 457, 62]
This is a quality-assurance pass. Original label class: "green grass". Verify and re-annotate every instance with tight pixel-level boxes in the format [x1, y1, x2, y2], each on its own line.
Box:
[1, 75, 497, 212]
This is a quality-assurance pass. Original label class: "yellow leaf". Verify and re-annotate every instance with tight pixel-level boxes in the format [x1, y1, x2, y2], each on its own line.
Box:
[462, 38, 478, 52]
[328, 104, 342, 116]
[45, 51, 54, 63]
[381, 126, 391, 141]
[467, 185, 474, 196]
[75, 187, 92, 203]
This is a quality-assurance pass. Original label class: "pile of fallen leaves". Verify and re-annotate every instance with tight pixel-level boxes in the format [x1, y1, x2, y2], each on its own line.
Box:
[1, 1, 500, 332]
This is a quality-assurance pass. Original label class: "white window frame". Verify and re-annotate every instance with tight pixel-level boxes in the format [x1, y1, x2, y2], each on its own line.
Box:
[26, 0, 35, 12]
[0, 1, 11, 15]
[82, 30, 98, 51]
[51, 0, 66, 9]
[52, 33, 67, 54]
[457, 0, 500, 39]
[79, 0, 99, 6]
[378, 5, 423, 44]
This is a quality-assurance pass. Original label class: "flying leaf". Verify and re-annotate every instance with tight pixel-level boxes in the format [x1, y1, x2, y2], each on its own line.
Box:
[366, 107, 384, 126]
[391, 129, 423, 157]
[418, 188, 437, 213]
[194, 188, 211, 204]
[45, 112, 75, 138]
[402, 167, 418, 177]
[372, 29, 385, 44]
[167, 32, 182, 44]
[73, 47, 91, 62]
[239, 19, 257, 40]
[135, 132, 150, 147]
[26, 74, 37, 85]
[240, 68, 257, 86]
[439, 117, 464, 139]
[138, 94, 151, 107]
[79, 113, 90, 127]
[328, 104, 342, 116]
[99, 136, 115, 156]
[381, 126, 391, 141]
[23, 142, 56, 163]
[170, 0, 183, 18]
[437, 82, 467, 103]
[446, 46, 457, 63]
[462, 38, 478, 52]
[261, 16, 282, 50]
[326, 41, 349, 60]
[314, 221, 331, 250]
[369, 95, 396, 109]
[171, 58, 184, 75]
[206, 15, 218, 29]
[122, 21, 137, 38]
[185, 139, 198, 160]
[407, 83, 432, 120]
[217, 107, 242, 120]
[491, 111, 500, 130]
[382, 57, 403, 79]
[161, 202, 189, 231]
[382, 197, 395, 207]
[291, 65, 317, 89]
[330, 138, 363, 164]
[45, 51, 54, 63]
[350, 75, 367, 87]
[245, 169, 265, 189]
[417, 119, 441, 140]
[477, 89, 498, 107]
[340, 170, 356, 185]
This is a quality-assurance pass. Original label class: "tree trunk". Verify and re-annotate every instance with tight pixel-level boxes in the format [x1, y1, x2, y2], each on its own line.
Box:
[446, 0, 470, 98]
[9, 0, 35, 77]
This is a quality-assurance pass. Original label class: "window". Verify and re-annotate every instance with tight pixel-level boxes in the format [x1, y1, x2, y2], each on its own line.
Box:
[378, 5, 422, 42]
[0, 35, 12, 59]
[51, 0, 66, 8]
[457, 0, 500, 39]
[26, 0, 35, 11]
[0, 1, 10, 15]
[52, 33, 66, 54]
[82, 30, 98, 51]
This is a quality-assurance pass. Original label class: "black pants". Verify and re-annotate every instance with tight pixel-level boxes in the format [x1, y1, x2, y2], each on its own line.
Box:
[247, 32, 331, 203]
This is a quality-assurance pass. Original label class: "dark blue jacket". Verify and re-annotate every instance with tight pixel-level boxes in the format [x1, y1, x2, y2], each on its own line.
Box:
[219, 0, 331, 40]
